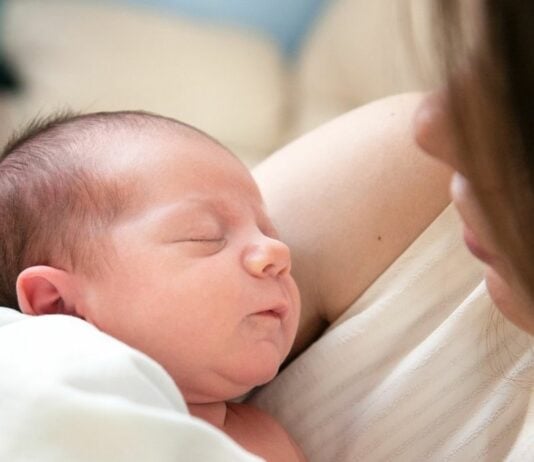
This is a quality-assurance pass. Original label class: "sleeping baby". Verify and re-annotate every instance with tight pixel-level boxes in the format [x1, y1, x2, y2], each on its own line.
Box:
[0, 111, 305, 462]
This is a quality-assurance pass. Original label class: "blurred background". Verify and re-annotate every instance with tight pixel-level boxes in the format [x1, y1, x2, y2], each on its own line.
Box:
[0, 0, 435, 166]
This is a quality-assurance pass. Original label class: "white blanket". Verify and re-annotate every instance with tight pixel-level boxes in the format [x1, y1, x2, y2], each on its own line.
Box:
[0, 311, 261, 461]
[249, 205, 534, 461]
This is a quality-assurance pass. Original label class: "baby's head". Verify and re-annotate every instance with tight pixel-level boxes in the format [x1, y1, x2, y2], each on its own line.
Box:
[0, 111, 300, 402]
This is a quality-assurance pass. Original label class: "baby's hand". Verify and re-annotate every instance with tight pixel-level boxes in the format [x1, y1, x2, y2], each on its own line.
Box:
[224, 402, 306, 462]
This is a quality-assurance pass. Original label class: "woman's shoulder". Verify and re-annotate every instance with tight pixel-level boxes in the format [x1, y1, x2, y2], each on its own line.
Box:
[254, 94, 452, 356]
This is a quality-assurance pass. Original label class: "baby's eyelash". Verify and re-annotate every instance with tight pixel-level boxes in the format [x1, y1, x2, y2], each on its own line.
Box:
[188, 238, 227, 252]
[188, 238, 224, 242]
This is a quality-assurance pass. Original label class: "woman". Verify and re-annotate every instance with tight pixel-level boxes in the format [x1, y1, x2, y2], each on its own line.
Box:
[414, 1, 534, 335]
[249, 1, 533, 460]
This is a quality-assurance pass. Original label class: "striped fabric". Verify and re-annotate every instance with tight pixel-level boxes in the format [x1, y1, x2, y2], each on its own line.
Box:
[250, 205, 534, 461]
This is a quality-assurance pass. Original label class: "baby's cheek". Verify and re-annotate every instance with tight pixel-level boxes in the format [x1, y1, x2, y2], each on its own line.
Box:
[283, 285, 301, 351]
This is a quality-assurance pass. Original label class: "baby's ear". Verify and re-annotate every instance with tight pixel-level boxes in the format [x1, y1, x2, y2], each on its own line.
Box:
[16, 266, 82, 317]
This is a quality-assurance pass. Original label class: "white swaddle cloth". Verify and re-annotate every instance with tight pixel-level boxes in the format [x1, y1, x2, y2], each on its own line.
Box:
[0, 311, 262, 461]
[249, 205, 534, 461]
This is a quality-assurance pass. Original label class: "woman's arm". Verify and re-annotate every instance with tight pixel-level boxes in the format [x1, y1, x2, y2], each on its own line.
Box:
[253, 93, 452, 357]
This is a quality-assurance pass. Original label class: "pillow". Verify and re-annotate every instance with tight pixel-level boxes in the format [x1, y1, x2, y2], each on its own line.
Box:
[2, 0, 289, 165]
[291, 0, 438, 137]
[119, 0, 331, 56]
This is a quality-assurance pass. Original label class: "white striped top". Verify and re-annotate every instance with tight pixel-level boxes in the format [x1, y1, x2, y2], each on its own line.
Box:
[249, 205, 534, 461]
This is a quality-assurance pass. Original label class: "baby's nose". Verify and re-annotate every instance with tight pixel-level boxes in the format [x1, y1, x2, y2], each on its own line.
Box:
[243, 237, 291, 278]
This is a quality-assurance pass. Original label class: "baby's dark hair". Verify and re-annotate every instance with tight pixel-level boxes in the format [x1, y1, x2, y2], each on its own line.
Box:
[0, 110, 217, 310]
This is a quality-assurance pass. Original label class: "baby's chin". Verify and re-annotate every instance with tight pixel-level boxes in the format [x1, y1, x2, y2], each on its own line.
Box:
[226, 335, 292, 389]
[183, 351, 284, 404]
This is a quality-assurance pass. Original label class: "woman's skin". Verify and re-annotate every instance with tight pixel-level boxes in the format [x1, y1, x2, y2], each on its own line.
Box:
[253, 93, 452, 355]
[414, 90, 534, 335]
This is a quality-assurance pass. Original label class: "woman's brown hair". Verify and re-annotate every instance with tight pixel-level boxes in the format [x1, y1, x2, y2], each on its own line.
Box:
[431, 0, 534, 308]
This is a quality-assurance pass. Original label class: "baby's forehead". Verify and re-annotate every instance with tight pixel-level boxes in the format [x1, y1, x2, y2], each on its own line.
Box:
[89, 122, 210, 174]
[71, 112, 216, 159]
[95, 125, 261, 215]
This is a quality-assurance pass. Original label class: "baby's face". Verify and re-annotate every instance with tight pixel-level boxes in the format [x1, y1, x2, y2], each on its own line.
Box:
[80, 127, 300, 403]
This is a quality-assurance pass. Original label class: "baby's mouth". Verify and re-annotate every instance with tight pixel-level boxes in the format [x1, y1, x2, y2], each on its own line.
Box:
[252, 304, 288, 320]
[256, 310, 281, 319]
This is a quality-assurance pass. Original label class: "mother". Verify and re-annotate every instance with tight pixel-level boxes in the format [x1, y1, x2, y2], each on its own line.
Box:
[249, 0, 533, 460]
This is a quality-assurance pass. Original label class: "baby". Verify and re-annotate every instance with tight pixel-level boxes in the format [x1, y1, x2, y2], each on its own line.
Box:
[0, 111, 305, 461]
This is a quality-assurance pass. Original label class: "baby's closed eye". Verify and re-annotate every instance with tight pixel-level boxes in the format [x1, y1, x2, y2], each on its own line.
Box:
[187, 237, 225, 242]
[175, 236, 227, 255]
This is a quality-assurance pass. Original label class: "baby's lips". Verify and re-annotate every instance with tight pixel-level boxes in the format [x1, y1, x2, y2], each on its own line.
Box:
[253, 303, 289, 320]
